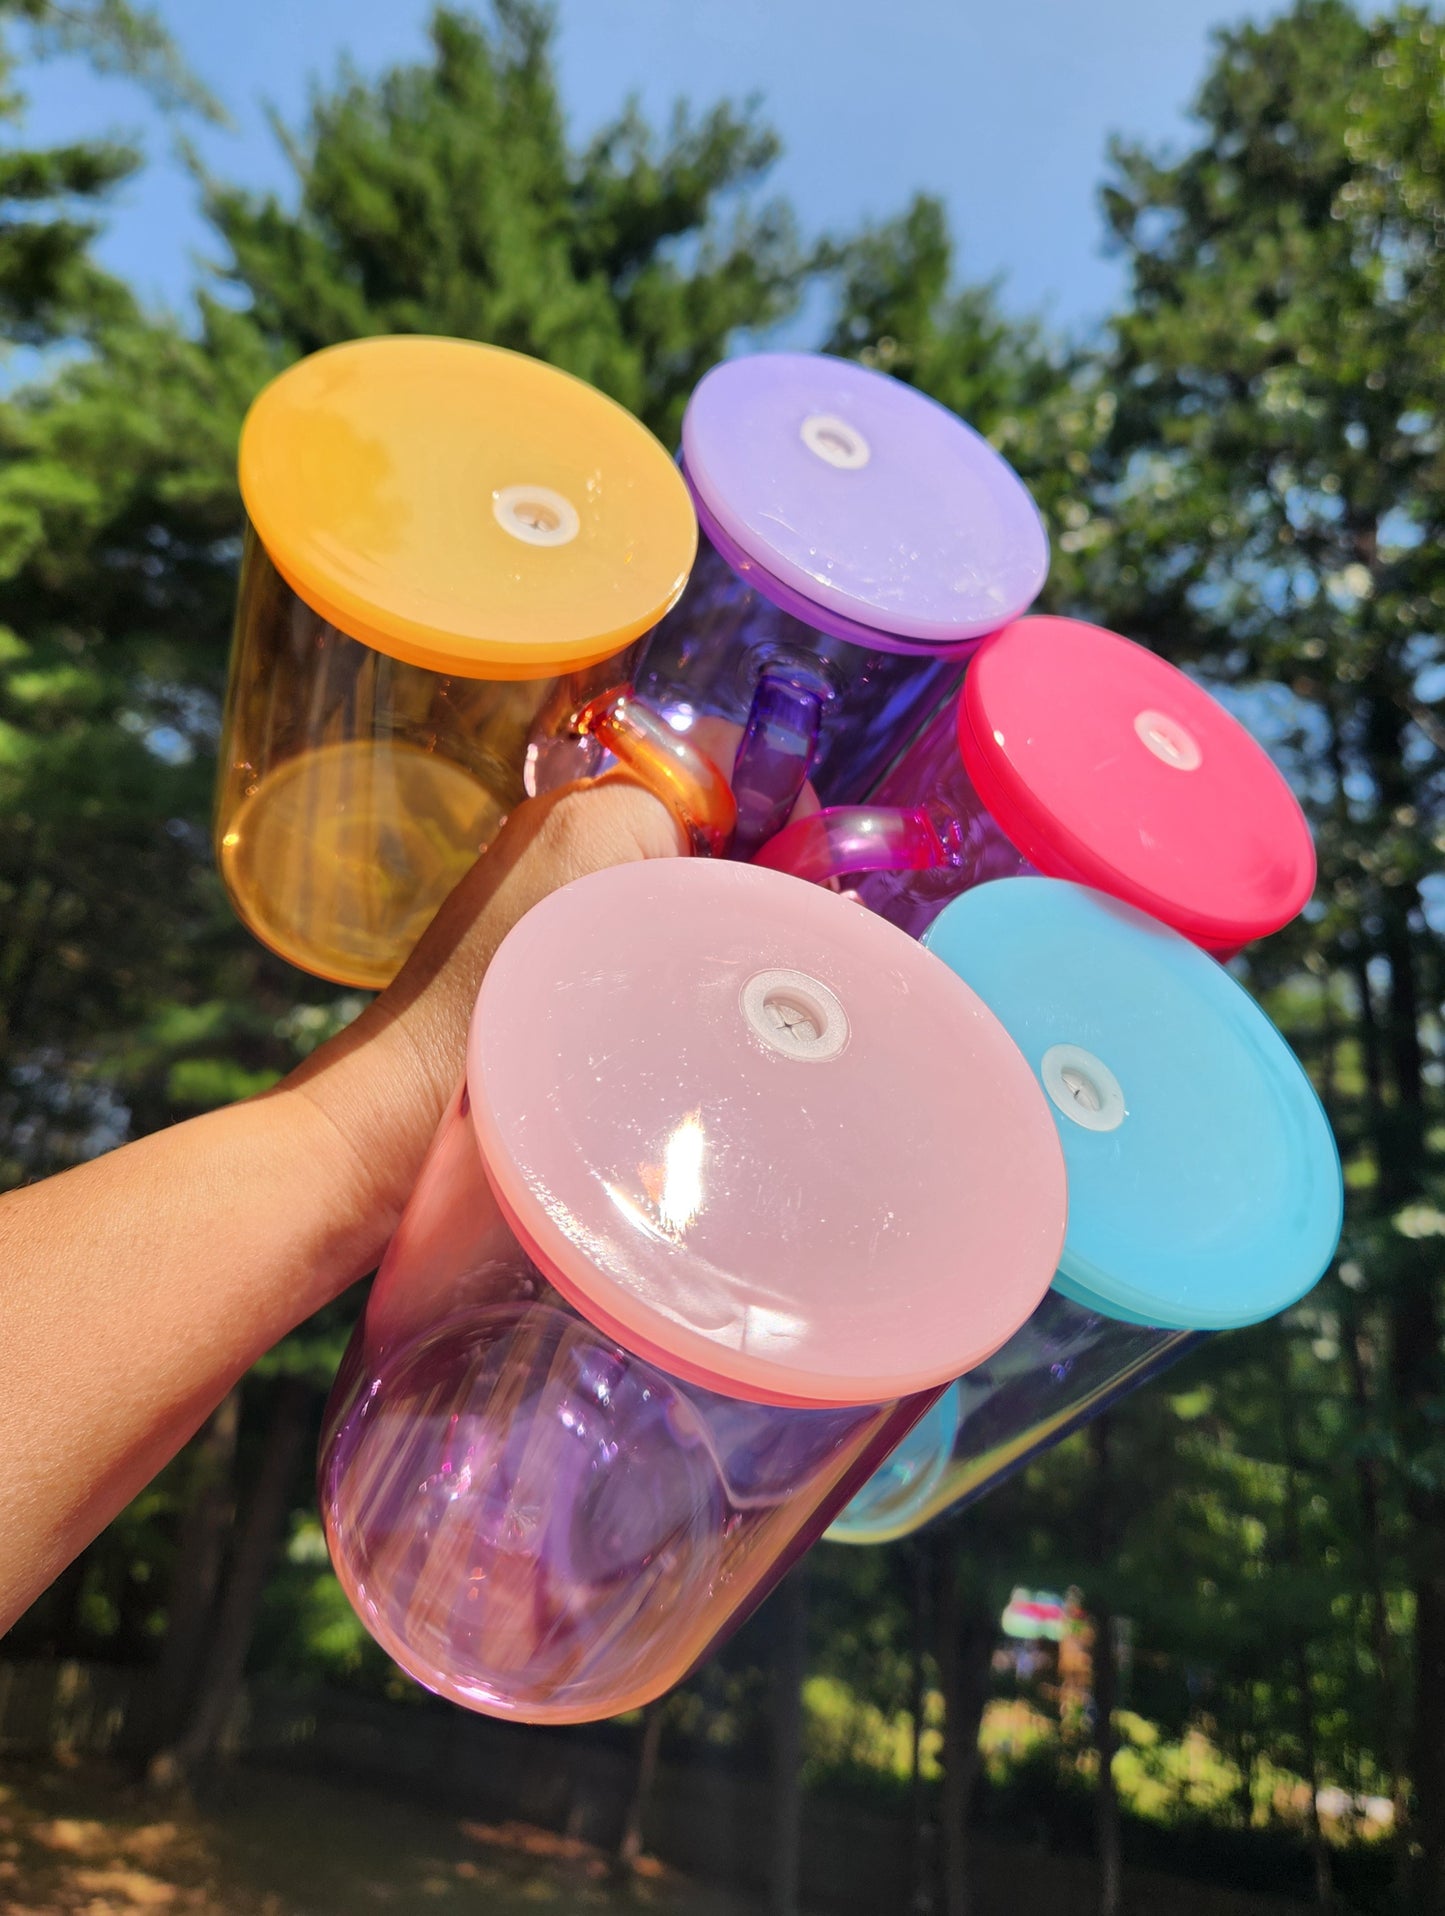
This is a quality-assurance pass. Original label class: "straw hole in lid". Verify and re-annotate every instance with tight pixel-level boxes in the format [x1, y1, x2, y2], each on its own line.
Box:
[799, 413, 872, 471]
[1134, 708, 1203, 772]
[741, 968, 850, 1063]
[493, 483, 581, 548]
[1041, 1043, 1126, 1134]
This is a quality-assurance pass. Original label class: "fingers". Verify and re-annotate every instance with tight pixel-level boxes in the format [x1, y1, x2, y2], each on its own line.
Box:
[372, 777, 685, 1100]
[283, 779, 684, 1240]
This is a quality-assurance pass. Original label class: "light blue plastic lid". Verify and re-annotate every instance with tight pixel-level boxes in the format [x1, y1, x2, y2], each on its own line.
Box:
[922, 879, 1343, 1331]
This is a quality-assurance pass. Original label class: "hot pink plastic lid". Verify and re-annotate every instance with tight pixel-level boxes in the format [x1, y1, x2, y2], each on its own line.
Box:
[958, 617, 1317, 954]
[468, 860, 1066, 1409]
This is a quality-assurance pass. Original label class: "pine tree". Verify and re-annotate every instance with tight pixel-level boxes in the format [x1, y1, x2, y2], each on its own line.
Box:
[1097, 3, 1445, 1901]
[820, 190, 1107, 606]
[204, 2, 804, 443]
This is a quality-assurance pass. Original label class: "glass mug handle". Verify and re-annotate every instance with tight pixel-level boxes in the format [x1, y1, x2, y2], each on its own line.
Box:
[728, 667, 825, 858]
[529, 667, 827, 862]
[568, 688, 737, 858]
[754, 801, 963, 885]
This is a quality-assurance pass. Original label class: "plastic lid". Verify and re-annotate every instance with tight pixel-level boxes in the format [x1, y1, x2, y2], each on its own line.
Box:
[958, 616, 1317, 953]
[468, 860, 1067, 1408]
[681, 353, 1048, 649]
[923, 879, 1343, 1330]
[238, 336, 697, 679]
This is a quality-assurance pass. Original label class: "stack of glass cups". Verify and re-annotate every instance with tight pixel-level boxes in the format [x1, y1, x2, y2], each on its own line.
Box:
[318, 860, 1068, 1721]
[757, 614, 1317, 956]
[829, 878, 1343, 1544]
[611, 353, 1049, 855]
[214, 336, 698, 989]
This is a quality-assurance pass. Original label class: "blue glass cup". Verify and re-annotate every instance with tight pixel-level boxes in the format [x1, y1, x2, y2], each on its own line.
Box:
[829, 878, 1344, 1545]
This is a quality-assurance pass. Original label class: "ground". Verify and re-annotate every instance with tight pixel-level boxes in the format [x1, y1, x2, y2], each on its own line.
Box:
[0, 1758, 758, 1916]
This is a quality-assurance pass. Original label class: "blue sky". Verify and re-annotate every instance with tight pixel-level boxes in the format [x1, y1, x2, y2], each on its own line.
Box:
[22, 0, 1284, 335]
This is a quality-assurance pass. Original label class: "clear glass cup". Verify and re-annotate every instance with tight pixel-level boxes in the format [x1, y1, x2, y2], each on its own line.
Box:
[215, 336, 697, 989]
[320, 858, 1068, 1721]
[828, 878, 1343, 1547]
[829, 1293, 1201, 1544]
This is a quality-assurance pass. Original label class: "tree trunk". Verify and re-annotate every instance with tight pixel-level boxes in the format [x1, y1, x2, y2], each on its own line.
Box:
[1358, 693, 1440, 1910]
[148, 1376, 310, 1787]
[0, 866, 59, 1069]
[114, 1555, 161, 1666]
[1297, 1640, 1332, 1910]
[1392, 1253, 1445, 1916]
[1413, 1560, 1445, 1916]
[1318, 699, 1386, 1176]
[1094, 1606, 1121, 1916]
[613, 1700, 665, 1876]
[1090, 1417, 1122, 1916]
[936, 1542, 992, 1916]
[1342, 1312, 1410, 1896]
[769, 1559, 810, 1916]
[908, 1539, 934, 1914]
[1276, 1331, 1333, 1910]
[138, 1388, 241, 1760]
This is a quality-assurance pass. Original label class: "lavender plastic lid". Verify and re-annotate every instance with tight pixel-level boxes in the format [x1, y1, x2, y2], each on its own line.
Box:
[681, 353, 1049, 648]
[687, 475, 978, 657]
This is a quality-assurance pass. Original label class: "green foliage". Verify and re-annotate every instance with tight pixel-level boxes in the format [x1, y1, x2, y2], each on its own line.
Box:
[8, 0, 223, 117]
[821, 191, 1107, 606]
[1082, 4, 1445, 1892]
[0, 8, 132, 341]
[1098, 0, 1445, 1093]
[4, 2, 1445, 1902]
[204, 3, 803, 442]
[0, 0, 816, 1180]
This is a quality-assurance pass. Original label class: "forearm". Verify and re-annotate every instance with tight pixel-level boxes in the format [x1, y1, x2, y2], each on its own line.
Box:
[0, 1085, 369, 1624]
[0, 778, 682, 1629]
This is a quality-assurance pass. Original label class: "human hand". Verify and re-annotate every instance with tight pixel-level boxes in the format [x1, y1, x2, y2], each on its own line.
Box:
[0, 775, 682, 1627]
[282, 775, 684, 1264]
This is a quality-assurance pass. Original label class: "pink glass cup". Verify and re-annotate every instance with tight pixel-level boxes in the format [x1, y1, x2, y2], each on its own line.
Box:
[756, 615, 1317, 958]
[318, 860, 1066, 1723]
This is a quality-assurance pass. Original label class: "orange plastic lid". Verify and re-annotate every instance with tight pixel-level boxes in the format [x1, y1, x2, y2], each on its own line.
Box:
[238, 336, 697, 679]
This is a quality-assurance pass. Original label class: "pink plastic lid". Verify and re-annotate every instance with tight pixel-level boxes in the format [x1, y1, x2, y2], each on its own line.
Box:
[958, 617, 1317, 954]
[468, 860, 1066, 1409]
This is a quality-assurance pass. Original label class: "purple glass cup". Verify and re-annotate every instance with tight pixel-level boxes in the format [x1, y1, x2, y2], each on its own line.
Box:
[318, 860, 1068, 1724]
[628, 354, 1049, 855]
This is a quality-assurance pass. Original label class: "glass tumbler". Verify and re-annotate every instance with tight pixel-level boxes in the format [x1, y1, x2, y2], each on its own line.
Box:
[618, 353, 1048, 854]
[318, 859, 1067, 1722]
[758, 615, 1317, 958]
[215, 335, 697, 989]
[829, 878, 1343, 1544]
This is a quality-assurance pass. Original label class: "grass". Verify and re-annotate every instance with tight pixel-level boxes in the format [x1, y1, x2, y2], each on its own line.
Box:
[0, 1757, 760, 1916]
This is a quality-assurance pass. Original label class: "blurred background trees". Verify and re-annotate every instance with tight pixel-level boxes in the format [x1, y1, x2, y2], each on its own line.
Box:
[2, 3, 1443, 1912]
